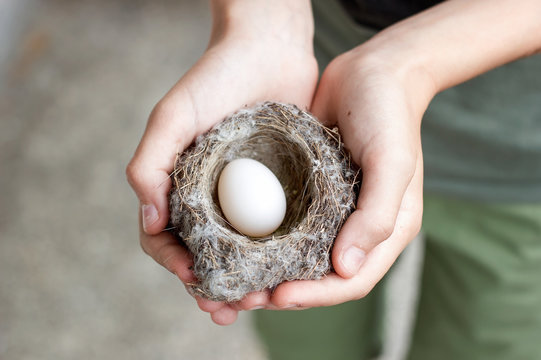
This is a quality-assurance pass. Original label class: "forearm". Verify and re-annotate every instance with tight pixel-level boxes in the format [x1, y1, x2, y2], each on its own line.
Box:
[360, 0, 541, 97]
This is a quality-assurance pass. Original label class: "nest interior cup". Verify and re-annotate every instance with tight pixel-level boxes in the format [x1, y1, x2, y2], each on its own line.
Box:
[169, 102, 358, 302]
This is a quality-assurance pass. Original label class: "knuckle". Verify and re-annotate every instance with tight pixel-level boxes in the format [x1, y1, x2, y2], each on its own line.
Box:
[328, 52, 350, 72]
[370, 215, 396, 240]
[151, 96, 197, 142]
[364, 145, 416, 177]
[150, 98, 172, 120]
[410, 215, 423, 238]
[409, 202, 423, 233]
[321, 54, 348, 85]
[155, 243, 177, 272]
[354, 286, 371, 300]
[400, 199, 424, 238]
[139, 235, 151, 256]
[125, 160, 143, 189]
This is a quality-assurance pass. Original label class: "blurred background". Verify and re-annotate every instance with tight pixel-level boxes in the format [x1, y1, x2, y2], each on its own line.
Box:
[0, 1, 422, 359]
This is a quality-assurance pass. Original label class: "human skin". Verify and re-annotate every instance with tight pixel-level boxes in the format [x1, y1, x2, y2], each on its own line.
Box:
[126, 0, 541, 325]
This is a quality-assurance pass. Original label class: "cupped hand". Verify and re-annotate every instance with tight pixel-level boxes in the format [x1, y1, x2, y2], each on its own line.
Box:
[259, 47, 435, 310]
[126, 1, 318, 325]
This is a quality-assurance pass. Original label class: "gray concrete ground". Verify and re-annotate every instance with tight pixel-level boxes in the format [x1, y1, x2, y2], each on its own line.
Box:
[0, 1, 422, 359]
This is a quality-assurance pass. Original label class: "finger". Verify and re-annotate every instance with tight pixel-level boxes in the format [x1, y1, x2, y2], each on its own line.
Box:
[126, 55, 235, 235]
[127, 41, 317, 234]
[280, 157, 422, 307]
[196, 296, 227, 313]
[126, 93, 198, 235]
[233, 290, 306, 311]
[139, 217, 196, 284]
[332, 142, 418, 278]
[126, 56, 259, 235]
[272, 235, 409, 308]
[235, 290, 272, 311]
[273, 234, 412, 307]
[272, 166, 422, 308]
[210, 305, 239, 326]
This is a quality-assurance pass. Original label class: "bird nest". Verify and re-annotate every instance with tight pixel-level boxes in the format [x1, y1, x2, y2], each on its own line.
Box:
[169, 102, 359, 302]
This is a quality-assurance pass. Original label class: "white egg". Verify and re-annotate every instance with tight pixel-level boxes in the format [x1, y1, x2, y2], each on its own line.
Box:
[218, 158, 287, 237]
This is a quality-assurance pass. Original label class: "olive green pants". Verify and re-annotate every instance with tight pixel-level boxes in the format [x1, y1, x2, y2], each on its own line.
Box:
[254, 195, 541, 359]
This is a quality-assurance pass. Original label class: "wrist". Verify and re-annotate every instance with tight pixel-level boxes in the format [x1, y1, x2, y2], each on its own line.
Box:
[209, 0, 314, 53]
[204, 0, 317, 108]
[357, 0, 541, 95]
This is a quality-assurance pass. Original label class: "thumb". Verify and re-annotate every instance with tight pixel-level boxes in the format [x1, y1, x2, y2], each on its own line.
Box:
[332, 147, 417, 278]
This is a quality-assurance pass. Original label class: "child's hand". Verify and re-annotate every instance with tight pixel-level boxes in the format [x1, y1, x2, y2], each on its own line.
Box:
[265, 48, 430, 309]
[125, 0, 317, 325]
[229, 43, 433, 314]
[127, 0, 541, 324]
[257, 0, 541, 310]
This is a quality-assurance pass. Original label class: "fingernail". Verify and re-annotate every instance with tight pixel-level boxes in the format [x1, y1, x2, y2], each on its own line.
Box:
[249, 305, 265, 311]
[141, 204, 158, 232]
[341, 246, 366, 275]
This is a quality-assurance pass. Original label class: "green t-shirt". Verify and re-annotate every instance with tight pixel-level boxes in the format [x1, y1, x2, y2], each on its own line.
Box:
[312, 0, 541, 202]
